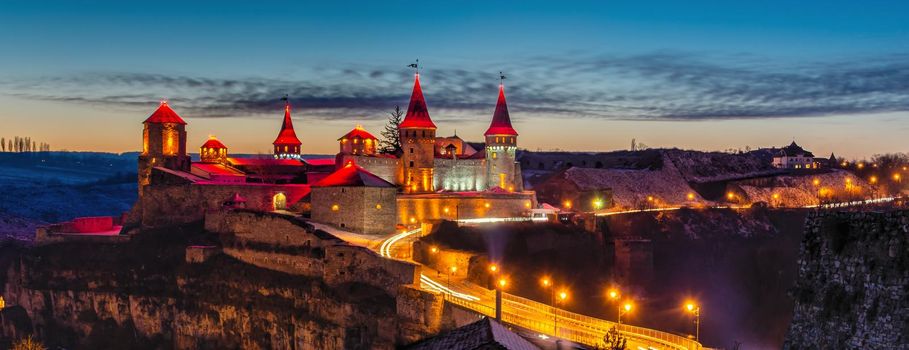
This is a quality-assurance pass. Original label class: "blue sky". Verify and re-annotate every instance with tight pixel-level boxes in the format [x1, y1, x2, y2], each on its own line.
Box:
[1, 0, 908, 156]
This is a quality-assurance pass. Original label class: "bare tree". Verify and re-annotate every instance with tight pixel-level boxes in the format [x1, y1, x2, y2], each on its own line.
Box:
[602, 326, 627, 350]
[379, 105, 404, 155]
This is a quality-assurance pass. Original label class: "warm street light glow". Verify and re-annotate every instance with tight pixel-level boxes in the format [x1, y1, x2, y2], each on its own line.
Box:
[558, 290, 568, 301]
[647, 195, 654, 202]
[484, 202, 491, 208]
[623, 302, 633, 312]
[726, 192, 735, 200]
[489, 264, 498, 273]
[812, 178, 820, 186]
[443, 207, 450, 214]
[686, 302, 697, 312]
[870, 176, 878, 184]
[593, 199, 604, 209]
[410, 217, 416, 223]
[430, 246, 438, 253]
[894, 174, 902, 181]
[772, 193, 780, 200]
[686, 193, 695, 200]
[498, 278, 507, 288]
[449, 266, 457, 273]
[608, 289, 619, 300]
[563, 200, 572, 209]
[541, 277, 551, 287]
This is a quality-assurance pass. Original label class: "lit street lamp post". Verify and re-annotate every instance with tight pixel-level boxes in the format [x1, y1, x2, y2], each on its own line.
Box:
[447, 266, 457, 295]
[618, 302, 633, 324]
[685, 302, 701, 342]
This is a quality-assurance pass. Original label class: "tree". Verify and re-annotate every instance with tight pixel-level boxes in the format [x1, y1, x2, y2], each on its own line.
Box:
[379, 105, 404, 155]
[1, 137, 4, 152]
[602, 326, 627, 350]
[12, 335, 47, 350]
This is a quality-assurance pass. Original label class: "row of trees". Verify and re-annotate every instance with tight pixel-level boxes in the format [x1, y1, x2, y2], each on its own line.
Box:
[0, 136, 50, 152]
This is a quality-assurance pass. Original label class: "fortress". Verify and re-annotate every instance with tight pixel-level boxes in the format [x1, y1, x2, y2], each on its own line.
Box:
[132, 73, 536, 233]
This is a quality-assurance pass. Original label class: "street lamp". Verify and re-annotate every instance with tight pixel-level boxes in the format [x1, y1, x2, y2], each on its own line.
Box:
[618, 301, 633, 324]
[685, 302, 701, 342]
[495, 277, 507, 321]
[447, 266, 457, 295]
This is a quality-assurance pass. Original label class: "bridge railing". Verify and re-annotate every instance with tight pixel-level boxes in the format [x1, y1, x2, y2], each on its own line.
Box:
[502, 292, 702, 350]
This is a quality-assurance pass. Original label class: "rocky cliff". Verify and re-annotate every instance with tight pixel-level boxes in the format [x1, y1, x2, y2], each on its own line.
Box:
[784, 209, 909, 349]
[0, 219, 443, 349]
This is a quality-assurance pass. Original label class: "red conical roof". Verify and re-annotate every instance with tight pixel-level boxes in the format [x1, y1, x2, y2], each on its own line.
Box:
[399, 74, 437, 129]
[144, 101, 187, 125]
[313, 162, 395, 187]
[273, 102, 302, 146]
[484, 84, 518, 136]
[201, 136, 227, 149]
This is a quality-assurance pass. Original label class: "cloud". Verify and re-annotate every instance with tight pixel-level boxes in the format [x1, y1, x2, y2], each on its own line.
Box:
[4, 52, 909, 122]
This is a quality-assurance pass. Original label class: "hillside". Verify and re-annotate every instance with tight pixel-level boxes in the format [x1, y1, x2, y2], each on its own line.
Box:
[0, 152, 137, 240]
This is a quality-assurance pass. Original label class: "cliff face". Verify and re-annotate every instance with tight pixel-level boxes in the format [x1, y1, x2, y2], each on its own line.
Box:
[0, 221, 439, 350]
[784, 210, 909, 349]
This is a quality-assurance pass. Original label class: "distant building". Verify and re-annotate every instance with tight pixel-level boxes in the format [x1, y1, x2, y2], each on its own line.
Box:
[771, 141, 819, 169]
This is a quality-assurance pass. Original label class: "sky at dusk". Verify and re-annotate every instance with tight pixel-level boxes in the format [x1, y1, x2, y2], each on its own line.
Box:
[1, 0, 908, 158]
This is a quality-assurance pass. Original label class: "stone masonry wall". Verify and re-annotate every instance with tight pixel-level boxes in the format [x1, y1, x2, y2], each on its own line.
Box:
[311, 186, 398, 235]
[783, 210, 909, 349]
[205, 210, 418, 297]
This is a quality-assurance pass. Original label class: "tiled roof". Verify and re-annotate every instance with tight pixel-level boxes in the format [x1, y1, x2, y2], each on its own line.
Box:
[404, 318, 539, 350]
[313, 163, 395, 187]
[399, 74, 437, 129]
[144, 101, 187, 125]
[484, 84, 518, 136]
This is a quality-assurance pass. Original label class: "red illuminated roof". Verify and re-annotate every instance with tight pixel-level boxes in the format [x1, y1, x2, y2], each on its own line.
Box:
[338, 125, 378, 141]
[484, 84, 518, 136]
[144, 101, 187, 125]
[191, 163, 245, 176]
[399, 74, 437, 129]
[273, 102, 302, 146]
[226, 157, 303, 167]
[303, 158, 336, 166]
[313, 163, 395, 188]
[201, 137, 227, 149]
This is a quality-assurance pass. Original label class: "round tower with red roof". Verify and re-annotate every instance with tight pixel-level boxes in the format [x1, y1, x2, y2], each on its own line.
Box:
[338, 124, 379, 156]
[273, 100, 303, 159]
[399, 73, 437, 193]
[484, 83, 519, 191]
[200, 136, 228, 163]
[138, 101, 190, 195]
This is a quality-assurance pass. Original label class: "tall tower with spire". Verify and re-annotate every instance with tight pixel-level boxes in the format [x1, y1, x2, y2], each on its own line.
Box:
[399, 73, 437, 193]
[138, 101, 190, 196]
[484, 82, 519, 191]
[273, 100, 303, 159]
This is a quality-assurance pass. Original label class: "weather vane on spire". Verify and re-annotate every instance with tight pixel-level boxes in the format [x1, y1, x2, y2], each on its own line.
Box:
[408, 59, 420, 74]
[499, 71, 506, 85]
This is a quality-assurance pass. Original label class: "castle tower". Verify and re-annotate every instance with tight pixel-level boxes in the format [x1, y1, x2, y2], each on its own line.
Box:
[273, 101, 302, 159]
[200, 136, 228, 163]
[484, 83, 519, 191]
[138, 101, 190, 195]
[399, 73, 437, 193]
[338, 125, 379, 156]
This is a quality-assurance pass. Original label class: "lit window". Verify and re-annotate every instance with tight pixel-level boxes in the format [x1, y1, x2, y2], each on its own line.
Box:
[375, 204, 382, 210]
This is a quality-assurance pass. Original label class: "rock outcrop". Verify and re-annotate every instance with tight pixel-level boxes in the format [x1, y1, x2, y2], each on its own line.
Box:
[784, 209, 909, 349]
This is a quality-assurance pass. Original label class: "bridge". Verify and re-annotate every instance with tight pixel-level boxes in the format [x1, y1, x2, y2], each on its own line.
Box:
[378, 228, 703, 350]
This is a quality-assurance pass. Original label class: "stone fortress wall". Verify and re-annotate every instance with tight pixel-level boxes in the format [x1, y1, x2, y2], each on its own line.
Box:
[204, 210, 419, 297]
[784, 209, 909, 349]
